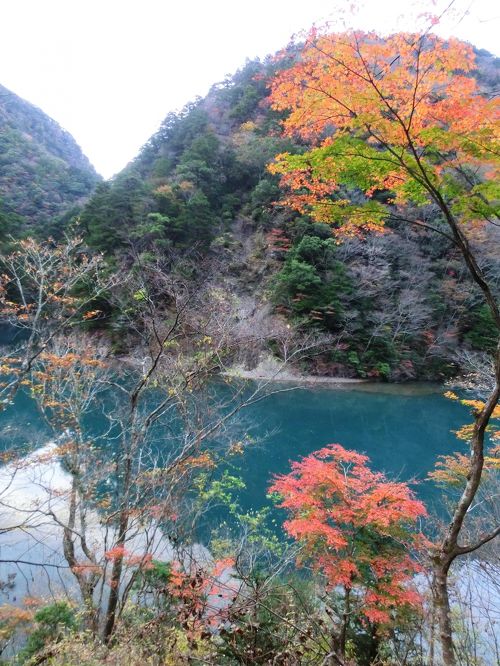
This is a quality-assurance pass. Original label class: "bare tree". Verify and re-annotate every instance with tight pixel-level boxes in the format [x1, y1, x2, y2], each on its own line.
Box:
[0, 249, 321, 647]
[0, 237, 112, 409]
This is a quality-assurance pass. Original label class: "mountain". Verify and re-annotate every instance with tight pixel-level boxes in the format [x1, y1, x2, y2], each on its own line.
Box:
[78, 58, 287, 253]
[77, 48, 499, 382]
[0, 83, 100, 237]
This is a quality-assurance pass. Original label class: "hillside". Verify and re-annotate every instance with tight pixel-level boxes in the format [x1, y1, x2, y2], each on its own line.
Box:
[0, 25, 499, 666]
[0, 83, 99, 238]
[77, 48, 499, 382]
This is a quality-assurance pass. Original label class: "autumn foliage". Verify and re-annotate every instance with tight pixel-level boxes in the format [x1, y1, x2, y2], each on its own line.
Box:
[429, 391, 500, 486]
[269, 444, 427, 627]
[268, 29, 499, 235]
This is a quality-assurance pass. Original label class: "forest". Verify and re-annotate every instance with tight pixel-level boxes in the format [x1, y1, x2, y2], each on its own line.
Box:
[0, 11, 498, 666]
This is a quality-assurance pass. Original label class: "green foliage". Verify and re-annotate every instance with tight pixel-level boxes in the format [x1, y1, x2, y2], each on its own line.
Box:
[193, 470, 246, 516]
[19, 602, 76, 663]
[80, 173, 152, 251]
[272, 235, 350, 331]
[249, 178, 280, 222]
[221, 60, 268, 122]
[462, 304, 498, 352]
[275, 257, 322, 293]
[0, 84, 99, 234]
[0, 198, 21, 246]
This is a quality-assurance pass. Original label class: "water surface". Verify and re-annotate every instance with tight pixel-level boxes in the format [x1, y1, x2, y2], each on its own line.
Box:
[0, 381, 468, 516]
[225, 383, 467, 515]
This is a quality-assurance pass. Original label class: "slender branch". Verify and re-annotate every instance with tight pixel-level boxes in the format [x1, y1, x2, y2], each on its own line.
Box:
[455, 525, 500, 556]
[0, 559, 69, 569]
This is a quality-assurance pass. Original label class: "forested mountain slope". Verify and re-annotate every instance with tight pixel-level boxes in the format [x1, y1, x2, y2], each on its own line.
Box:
[0, 83, 99, 237]
[78, 48, 499, 381]
[1, 25, 499, 666]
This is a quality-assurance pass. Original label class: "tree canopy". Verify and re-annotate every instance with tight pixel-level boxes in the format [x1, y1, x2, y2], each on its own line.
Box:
[268, 30, 499, 236]
[270, 444, 426, 629]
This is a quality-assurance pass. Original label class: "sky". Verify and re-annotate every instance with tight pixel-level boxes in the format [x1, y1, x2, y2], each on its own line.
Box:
[0, 0, 498, 178]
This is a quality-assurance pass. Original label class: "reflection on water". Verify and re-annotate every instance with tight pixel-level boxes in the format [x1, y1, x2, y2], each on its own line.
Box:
[0, 381, 469, 603]
[0, 442, 208, 609]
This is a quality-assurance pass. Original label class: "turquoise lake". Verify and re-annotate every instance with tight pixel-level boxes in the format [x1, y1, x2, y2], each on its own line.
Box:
[219, 383, 468, 516]
[0, 381, 469, 517]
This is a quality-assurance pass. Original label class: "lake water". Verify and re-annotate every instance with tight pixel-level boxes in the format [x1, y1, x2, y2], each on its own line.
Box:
[0, 380, 468, 515]
[0, 379, 469, 608]
[218, 382, 468, 515]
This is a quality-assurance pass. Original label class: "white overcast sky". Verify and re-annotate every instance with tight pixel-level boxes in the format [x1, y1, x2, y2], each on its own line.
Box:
[0, 0, 497, 178]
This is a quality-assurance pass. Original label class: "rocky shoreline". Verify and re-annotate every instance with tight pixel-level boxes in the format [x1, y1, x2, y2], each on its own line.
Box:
[223, 366, 368, 385]
[223, 357, 443, 395]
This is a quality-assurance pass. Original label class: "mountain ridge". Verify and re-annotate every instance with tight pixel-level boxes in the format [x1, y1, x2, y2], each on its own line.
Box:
[0, 82, 100, 236]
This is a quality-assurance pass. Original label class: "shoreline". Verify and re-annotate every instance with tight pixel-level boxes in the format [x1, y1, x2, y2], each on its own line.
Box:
[222, 361, 444, 395]
[113, 354, 444, 395]
[113, 353, 369, 385]
[222, 367, 368, 385]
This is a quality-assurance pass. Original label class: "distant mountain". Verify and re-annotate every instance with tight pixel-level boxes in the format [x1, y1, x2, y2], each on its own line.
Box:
[0, 83, 100, 237]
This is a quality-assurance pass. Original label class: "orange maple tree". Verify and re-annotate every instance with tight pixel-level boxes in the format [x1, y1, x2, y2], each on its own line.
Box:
[267, 26, 500, 665]
[268, 29, 499, 237]
[269, 444, 427, 655]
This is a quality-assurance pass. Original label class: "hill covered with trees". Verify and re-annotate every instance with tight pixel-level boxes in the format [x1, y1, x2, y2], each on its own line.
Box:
[0, 83, 100, 239]
[0, 20, 498, 666]
[77, 46, 499, 382]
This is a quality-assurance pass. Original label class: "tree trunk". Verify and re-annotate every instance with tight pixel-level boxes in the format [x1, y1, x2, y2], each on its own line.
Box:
[102, 448, 133, 642]
[368, 624, 380, 665]
[338, 586, 351, 657]
[102, 507, 129, 642]
[432, 562, 455, 666]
